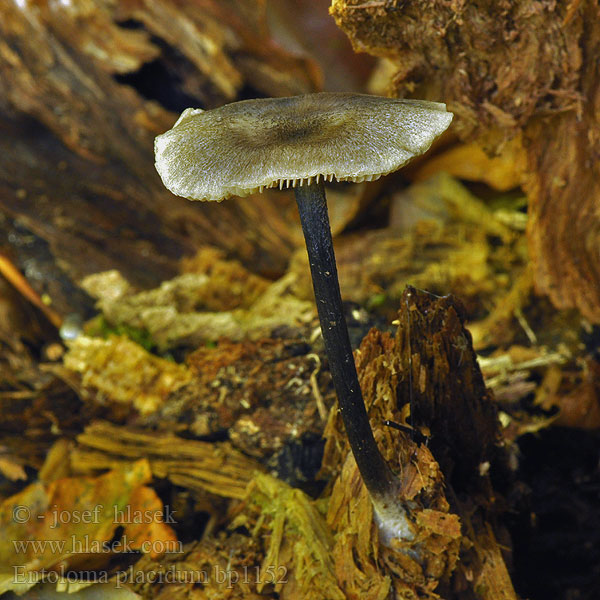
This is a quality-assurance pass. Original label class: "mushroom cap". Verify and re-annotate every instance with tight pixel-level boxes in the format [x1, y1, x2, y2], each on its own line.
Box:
[155, 93, 453, 202]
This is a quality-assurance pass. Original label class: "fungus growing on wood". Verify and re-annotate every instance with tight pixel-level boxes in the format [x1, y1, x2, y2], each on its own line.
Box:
[154, 92, 453, 538]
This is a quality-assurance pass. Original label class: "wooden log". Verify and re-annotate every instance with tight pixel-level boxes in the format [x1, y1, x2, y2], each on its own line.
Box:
[0, 0, 319, 316]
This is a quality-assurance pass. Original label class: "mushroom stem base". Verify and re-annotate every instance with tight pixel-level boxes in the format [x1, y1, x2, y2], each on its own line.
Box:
[294, 182, 397, 502]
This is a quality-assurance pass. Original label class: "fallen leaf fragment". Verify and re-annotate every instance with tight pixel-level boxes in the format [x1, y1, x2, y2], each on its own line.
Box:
[0, 459, 176, 595]
[0, 455, 27, 482]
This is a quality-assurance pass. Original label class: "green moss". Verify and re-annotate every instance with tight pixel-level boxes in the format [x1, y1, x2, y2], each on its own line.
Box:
[85, 316, 156, 352]
[366, 293, 387, 310]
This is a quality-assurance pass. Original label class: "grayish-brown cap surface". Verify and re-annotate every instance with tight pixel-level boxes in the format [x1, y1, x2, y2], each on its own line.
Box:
[155, 93, 453, 202]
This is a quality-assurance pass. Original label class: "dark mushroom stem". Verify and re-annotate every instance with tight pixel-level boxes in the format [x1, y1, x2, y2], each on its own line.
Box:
[294, 181, 397, 502]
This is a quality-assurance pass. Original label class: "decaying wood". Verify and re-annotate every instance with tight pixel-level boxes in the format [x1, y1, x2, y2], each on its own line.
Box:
[130, 534, 270, 600]
[321, 287, 514, 599]
[525, 18, 600, 321]
[149, 337, 333, 472]
[394, 288, 502, 486]
[325, 444, 461, 599]
[0, 0, 320, 316]
[73, 421, 263, 501]
[321, 289, 504, 483]
[62, 335, 194, 416]
[0, 350, 83, 472]
[330, 0, 582, 137]
[330, 0, 600, 323]
[58, 324, 330, 480]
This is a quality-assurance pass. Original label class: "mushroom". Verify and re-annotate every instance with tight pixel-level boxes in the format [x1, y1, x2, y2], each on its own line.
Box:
[155, 92, 453, 538]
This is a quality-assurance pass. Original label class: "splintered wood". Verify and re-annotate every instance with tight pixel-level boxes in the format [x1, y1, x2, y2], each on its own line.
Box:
[321, 287, 515, 599]
[73, 421, 262, 500]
